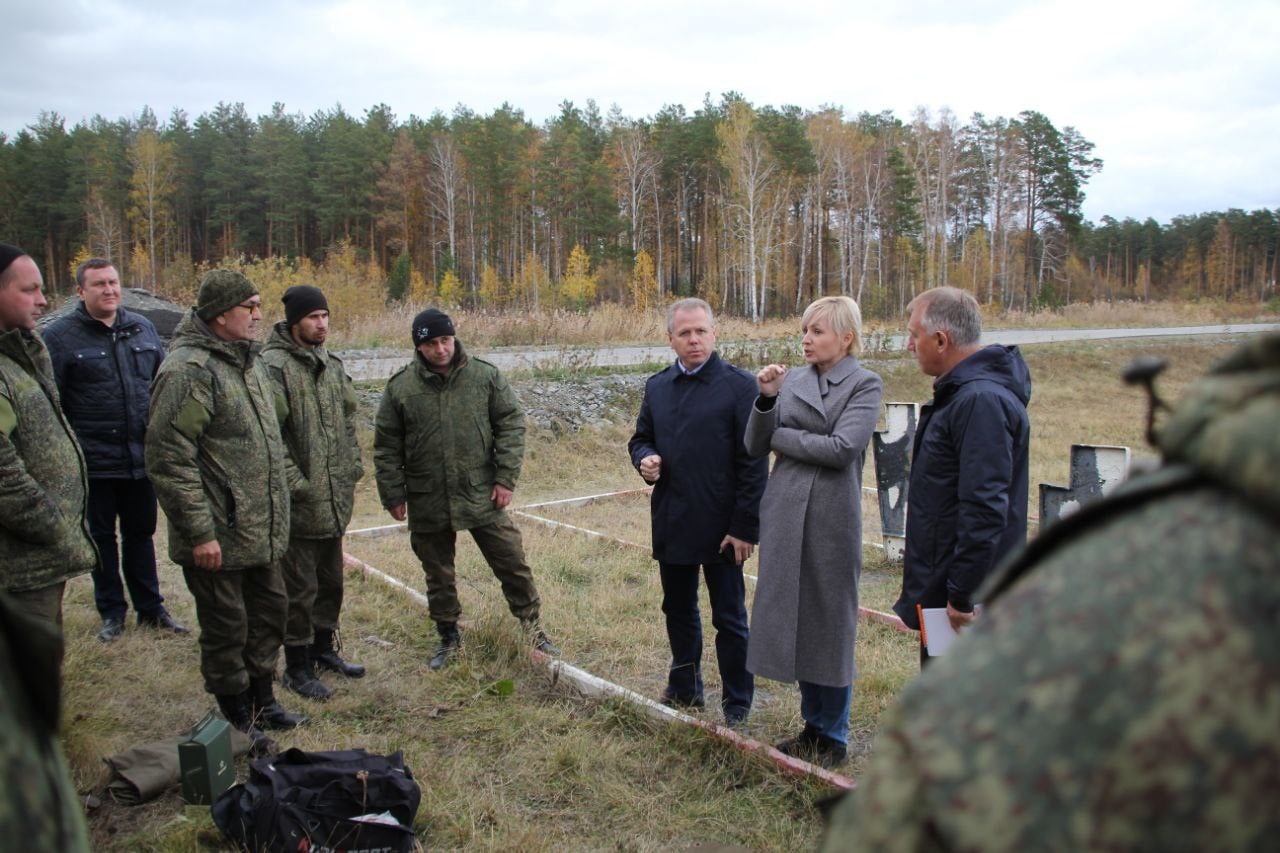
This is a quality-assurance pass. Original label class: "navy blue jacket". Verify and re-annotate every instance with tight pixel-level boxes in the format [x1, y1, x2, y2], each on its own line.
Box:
[629, 352, 768, 564]
[895, 345, 1032, 627]
[43, 303, 165, 479]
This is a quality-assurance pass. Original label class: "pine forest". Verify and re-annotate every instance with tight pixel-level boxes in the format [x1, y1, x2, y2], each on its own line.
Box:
[3, 94, 1276, 319]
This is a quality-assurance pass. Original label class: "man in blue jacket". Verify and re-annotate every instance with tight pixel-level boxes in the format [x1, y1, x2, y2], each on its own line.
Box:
[897, 287, 1031, 659]
[628, 298, 768, 727]
[44, 259, 187, 642]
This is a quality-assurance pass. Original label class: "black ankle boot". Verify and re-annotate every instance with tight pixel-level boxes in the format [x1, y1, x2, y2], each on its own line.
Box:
[429, 623, 460, 671]
[282, 645, 332, 701]
[312, 628, 365, 678]
[215, 692, 277, 757]
[775, 723, 821, 757]
[249, 676, 310, 730]
[812, 734, 849, 769]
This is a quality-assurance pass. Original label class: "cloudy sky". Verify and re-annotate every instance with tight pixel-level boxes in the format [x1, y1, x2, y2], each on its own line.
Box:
[6, 0, 1277, 224]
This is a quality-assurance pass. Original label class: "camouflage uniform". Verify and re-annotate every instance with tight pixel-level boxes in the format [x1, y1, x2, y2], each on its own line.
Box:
[0, 592, 91, 851]
[146, 311, 290, 695]
[261, 321, 363, 645]
[822, 332, 1280, 851]
[0, 326, 97, 669]
[373, 343, 541, 626]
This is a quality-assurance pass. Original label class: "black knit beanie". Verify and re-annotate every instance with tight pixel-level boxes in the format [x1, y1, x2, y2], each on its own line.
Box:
[282, 285, 329, 327]
[412, 308, 455, 344]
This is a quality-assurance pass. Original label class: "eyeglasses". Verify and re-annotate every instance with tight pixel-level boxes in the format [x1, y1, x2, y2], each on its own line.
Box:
[236, 301, 263, 313]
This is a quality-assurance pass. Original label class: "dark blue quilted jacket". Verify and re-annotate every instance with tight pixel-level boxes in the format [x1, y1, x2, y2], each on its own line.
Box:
[43, 303, 165, 478]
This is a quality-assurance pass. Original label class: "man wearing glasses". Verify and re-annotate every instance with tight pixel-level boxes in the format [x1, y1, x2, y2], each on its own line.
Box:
[147, 270, 301, 756]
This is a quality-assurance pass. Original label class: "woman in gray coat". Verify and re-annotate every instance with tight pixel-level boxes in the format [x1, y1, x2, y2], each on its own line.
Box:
[745, 296, 883, 768]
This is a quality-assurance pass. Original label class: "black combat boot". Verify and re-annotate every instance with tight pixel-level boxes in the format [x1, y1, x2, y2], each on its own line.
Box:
[248, 676, 310, 730]
[282, 645, 332, 701]
[215, 692, 277, 757]
[428, 622, 461, 670]
[522, 618, 561, 657]
[312, 627, 365, 678]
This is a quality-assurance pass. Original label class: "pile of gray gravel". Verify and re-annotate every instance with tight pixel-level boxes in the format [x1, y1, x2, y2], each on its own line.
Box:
[354, 373, 647, 434]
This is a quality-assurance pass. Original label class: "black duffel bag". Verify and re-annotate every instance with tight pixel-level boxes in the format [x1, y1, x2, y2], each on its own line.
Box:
[212, 747, 421, 852]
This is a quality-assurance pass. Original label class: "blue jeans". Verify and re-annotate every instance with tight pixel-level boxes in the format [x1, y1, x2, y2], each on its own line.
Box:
[659, 559, 754, 717]
[799, 681, 852, 745]
[88, 477, 164, 621]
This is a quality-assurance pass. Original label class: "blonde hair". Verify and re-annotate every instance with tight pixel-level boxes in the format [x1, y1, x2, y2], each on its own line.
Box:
[802, 295, 863, 355]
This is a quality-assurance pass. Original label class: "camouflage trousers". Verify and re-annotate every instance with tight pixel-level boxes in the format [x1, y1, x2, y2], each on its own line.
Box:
[280, 536, 345, 646]
[182, 563, 287, 696]
[410, 514, 541, 626]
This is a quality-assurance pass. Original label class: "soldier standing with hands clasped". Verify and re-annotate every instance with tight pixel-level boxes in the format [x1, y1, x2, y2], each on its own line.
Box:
[147, 269, 303, 755]
[262, 285, 366, 702]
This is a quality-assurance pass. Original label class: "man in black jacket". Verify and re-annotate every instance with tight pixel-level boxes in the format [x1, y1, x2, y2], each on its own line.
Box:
[628, 298, 768, 727]
[896, 287, 1031, 659]
[44, 259, 187, 642]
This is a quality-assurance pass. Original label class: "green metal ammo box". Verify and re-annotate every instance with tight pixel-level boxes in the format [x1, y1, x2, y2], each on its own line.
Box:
[179, 711, 235, 805]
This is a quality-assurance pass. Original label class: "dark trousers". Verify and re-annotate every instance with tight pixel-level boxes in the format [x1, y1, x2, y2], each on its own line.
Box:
[280, 537, 345, 645]
[87, 477, 164, 621]
[9, 582, 67, 701]
[182, 563, 287, 696]
[659, 559, 753, 716]
[410, 514, 541, 626]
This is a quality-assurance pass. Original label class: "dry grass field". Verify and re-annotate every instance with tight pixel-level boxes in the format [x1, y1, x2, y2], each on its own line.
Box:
[59, 328, 1260, 850]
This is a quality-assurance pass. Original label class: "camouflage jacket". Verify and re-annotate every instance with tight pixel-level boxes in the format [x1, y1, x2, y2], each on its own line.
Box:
[261, 322, 363, 539]
[824, 332, 1280, 851]
[0, 328, 97, 592]
[373, 344, 524, 533]
[146, 312, 290, 569]
[0, 592, 91, 850]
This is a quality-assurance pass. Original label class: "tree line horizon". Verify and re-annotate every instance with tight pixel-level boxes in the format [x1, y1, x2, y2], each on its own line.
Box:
[2, 94, 1276, 320]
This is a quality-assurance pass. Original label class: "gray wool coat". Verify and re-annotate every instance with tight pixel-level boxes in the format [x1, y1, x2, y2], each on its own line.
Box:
[745, 355, 883, 687]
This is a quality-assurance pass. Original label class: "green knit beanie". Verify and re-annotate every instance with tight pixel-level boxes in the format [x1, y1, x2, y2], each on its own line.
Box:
[196, 269, 257, 321]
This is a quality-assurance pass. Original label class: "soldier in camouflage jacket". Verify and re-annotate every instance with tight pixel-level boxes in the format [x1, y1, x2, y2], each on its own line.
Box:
[0, 246, 97, 622]
[374, 308, 557, 669]
[261, 285, 366, 698]
[146, 270, 302, 753]
[822, 331, 1280, 851]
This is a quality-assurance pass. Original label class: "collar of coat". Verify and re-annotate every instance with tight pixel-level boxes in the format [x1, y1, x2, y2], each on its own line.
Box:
[172, 311, 260, 370]
[413, 340, 469, 380]
[266, 320, 330, 372]
[789, 355, 860, 415]
[671, 350, 723, 381]
[0, 327, 46, 373]
[73, 300, 144, 335]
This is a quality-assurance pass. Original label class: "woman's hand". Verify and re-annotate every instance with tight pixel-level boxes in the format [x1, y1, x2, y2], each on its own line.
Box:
[757, 363, 788, 396]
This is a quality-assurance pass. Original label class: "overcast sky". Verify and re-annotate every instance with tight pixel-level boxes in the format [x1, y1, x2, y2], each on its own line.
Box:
[5, 0, 1277, 224]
